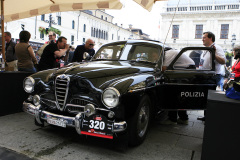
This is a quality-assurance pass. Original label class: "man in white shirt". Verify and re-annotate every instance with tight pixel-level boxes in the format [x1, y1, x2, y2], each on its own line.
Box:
[200, 31, 226, 90]
[162, 49, 195, 71]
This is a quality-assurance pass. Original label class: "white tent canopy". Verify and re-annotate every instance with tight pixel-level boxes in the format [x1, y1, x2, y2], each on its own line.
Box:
[0, 0, 122, 61]
[0, 0, 123, 22]
[133, 0, 167, 11]
[0, 0, 166, 61]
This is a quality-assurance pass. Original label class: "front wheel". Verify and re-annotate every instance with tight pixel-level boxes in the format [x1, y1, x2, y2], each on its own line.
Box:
[128, 95, 151, 146]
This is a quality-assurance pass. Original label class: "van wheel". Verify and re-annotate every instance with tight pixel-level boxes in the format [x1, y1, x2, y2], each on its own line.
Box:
[128, 95, 151, 146]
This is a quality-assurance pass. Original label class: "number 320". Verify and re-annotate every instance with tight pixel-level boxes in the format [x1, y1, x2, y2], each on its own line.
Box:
[89, 120, 105, 130]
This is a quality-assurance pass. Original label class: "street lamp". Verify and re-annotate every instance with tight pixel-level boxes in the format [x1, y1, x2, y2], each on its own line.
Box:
[44, 13, 57, 28]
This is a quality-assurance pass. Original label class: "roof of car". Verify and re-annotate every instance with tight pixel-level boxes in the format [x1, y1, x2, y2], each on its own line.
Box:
[101, 39, 172, 51]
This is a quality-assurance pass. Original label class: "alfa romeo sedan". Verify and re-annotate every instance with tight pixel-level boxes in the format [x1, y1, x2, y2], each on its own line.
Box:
[23, 40, 216, 146]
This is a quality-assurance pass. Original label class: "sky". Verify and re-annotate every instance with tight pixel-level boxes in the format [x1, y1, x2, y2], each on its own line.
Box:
[106, 0, 166, 40]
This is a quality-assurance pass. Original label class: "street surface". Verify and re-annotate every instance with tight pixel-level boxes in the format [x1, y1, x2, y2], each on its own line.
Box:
[0, 111, 204, 160]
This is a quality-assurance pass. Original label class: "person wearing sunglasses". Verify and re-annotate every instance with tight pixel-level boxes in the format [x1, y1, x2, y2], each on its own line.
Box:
[72, 38, 95, 62]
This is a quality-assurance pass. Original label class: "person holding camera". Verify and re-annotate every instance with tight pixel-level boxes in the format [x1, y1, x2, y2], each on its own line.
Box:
[38, 36, 69, 71]
[223, 45, 240, 100]
[224, 45, 240, 86]
[72, 38, 95, 62]
[231, 45, 240, 81]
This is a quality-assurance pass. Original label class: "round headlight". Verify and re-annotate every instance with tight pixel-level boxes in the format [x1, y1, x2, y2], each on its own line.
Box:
[102, 87, 120, 108]
[33, 95, 40, 106]
[24, 77, 35, 93]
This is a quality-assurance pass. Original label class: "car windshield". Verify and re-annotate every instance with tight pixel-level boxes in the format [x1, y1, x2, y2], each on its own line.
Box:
[92, 42, 126, 60]
[92, 42, 161, 63]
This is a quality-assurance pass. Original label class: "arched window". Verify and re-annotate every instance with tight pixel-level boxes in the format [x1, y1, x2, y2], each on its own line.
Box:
[58, 17, 61, 25]
[99, 29, 101, 38]
[83, 24, 86, 32]
[72, 20, 75, 29]
[93, 28, 96, 37]
[41, 15, 45, 21]
[71, 35, 74, 45]
[40, 32, 44, 39]
[96, 29, 98, 38]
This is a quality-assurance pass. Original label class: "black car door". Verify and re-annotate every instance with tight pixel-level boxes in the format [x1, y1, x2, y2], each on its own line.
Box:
[158, 47, 216, 110]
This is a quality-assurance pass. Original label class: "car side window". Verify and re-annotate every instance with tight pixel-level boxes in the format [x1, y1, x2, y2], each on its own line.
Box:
[170, 49, 213, 70]
[123, 45, 160, 63]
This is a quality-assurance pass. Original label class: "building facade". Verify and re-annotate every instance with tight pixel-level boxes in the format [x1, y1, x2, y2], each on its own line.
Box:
[159, 0, 240, 53]
[4, 10, 148, 51]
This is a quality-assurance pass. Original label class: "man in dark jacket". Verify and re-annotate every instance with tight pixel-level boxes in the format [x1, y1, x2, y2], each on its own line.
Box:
[72, 38, 95, 62]
[4, 32, 17, 71]
[38, 36, 69, 71]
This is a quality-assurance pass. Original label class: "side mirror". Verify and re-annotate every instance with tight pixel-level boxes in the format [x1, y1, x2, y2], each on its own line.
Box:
[83, 52, 91, 60]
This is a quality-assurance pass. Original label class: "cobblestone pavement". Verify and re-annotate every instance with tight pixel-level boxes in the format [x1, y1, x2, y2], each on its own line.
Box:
[0, 111, 205, 160]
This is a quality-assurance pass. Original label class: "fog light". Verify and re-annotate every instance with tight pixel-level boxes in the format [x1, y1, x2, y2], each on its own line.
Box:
[84, 104, 96, 117]
[108, 111, 115, 118]
[27, 95, 33, 101]
[33, 95, 40, 106]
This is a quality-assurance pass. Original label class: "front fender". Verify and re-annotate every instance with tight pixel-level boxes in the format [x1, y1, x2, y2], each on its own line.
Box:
[107, 73, 155, 119]
[31, 69, 58, 83]
[108, 73, 154, 94]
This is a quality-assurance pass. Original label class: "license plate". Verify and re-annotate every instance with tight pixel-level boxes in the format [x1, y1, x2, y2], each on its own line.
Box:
[81, 114, 113, 139]
[47, 117, 67, 128]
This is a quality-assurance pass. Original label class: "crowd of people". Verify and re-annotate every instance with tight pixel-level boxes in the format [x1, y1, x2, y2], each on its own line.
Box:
[2, 30, 96, 73]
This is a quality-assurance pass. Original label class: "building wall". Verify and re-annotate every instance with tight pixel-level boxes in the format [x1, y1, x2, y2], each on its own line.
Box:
[160, 1, 240, 52]
[4, 10, 140, 51]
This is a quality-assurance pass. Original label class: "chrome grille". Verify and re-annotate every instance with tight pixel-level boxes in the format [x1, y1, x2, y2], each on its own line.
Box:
[66, 104, 84, 113]
[66, 99, 92, 114]
[55, 74, 70, 111]
[41, 98, 57, 109]
[71, 99, 89, 106]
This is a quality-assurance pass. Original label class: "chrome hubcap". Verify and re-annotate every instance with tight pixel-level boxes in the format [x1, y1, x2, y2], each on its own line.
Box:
[137, 104, 149, 137]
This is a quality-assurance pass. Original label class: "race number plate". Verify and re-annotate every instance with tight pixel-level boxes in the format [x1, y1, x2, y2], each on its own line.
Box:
[47, 117, 67, 128]
[80, 114, 113, 139]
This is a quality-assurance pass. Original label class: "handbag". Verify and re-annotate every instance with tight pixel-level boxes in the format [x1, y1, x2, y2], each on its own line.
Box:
[225, 84, 240, 100]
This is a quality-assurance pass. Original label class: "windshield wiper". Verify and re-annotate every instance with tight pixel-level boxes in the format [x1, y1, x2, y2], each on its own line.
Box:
[128, 60, 155, 64]
[92, 59, 120, 61]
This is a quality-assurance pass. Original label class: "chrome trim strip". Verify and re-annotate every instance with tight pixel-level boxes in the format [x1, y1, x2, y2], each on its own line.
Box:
[128, 88, 145, 93]
[95, 108, 111, 112]
[66, 104, 85, 108]
[113, 121, 127, 133]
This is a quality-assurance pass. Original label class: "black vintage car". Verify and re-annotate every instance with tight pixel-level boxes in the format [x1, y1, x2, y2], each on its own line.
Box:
[23, 40, 216, 146]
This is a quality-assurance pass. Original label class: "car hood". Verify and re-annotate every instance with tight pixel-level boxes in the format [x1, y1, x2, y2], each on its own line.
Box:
[55, 61, 155, 79]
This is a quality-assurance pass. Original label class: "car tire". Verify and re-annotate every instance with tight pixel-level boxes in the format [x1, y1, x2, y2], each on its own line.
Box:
[128, 95, 152, 146]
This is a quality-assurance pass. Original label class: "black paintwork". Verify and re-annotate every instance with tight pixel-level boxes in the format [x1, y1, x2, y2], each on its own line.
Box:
[25, 40, 216, 121]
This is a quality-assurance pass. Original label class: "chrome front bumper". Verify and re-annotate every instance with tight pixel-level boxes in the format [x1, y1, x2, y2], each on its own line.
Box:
[23, 102, 127, 134]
